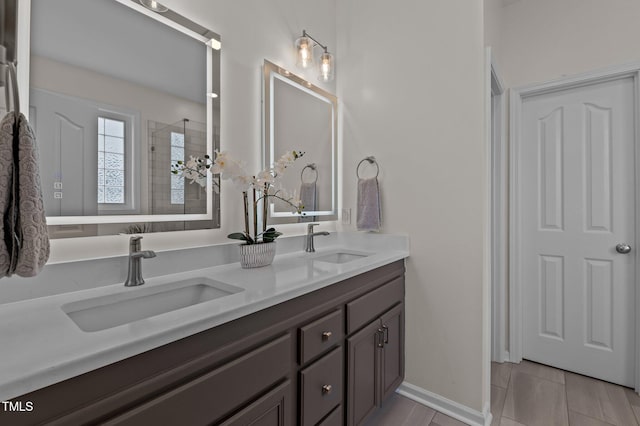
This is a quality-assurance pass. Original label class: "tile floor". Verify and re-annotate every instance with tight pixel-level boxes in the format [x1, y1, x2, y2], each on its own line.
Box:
[364, 392, 468, 426]
[364, 360, 640, 426]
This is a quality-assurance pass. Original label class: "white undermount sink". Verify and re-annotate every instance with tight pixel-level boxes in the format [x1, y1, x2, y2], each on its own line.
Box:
[311, 251, 369, 264]
[62, 278, 244, 332]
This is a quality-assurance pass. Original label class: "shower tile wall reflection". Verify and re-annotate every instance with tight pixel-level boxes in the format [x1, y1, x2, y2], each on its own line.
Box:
[149, 120, 216, 232]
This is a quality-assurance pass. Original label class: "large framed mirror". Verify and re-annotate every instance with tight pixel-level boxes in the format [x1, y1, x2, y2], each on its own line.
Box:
[263, 60, 337, 224]
[25, 0, 221, 238]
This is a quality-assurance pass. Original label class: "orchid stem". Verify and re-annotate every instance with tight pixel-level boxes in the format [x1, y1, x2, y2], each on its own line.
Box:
[263, 184, 268, 233]
[243, 191, 250, 239]
[252, 184, 258, 242]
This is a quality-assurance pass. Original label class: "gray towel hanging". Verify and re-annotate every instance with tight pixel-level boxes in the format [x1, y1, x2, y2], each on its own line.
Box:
[0, 62, 49, 278]
[356, 157, 382, 231]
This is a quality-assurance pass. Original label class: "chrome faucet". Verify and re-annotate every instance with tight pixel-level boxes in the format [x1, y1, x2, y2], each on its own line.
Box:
[305, 223, 330, 253]
[124, 236, 157, 287]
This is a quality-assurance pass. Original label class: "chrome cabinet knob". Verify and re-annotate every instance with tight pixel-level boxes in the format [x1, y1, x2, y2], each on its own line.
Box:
[321, 331, 332, 341]
[616, 243, 632, 254]
[322, 384, 332, 394]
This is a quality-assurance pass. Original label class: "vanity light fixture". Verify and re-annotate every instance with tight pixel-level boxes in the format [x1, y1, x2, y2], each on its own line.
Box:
[295, 30, 335, 82]
[139, 0, 168, 13]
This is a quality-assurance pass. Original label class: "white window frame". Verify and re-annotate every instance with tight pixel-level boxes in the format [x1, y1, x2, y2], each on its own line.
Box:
[97, 108, 140, 214]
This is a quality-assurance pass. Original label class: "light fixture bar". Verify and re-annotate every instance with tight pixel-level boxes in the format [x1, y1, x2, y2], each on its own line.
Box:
[301, 30, 328, 53]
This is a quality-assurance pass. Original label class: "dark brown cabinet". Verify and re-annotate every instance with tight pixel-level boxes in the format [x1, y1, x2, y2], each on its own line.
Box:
[102, 334, 292, 426]
[220, 381, 292, 426]
[1, 260, 405, 426]
[347, 319, 381, 425]
[347, 303, 405, 426]
[380, 303, 404, 401]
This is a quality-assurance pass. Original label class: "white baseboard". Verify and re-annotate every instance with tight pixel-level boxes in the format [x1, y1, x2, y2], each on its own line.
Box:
[396, 382, 490, 426]
[483, 401, 493, 426]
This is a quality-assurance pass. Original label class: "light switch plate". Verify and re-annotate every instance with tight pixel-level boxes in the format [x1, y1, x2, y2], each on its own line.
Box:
[341, 208, 351, 225]
[53, 182, 63, 189]
[54, 192, 63, 199]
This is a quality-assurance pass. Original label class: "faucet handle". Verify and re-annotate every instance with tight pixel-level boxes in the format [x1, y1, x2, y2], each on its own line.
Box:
[307, 223, 320, 233]
[129, 235, 143, 252]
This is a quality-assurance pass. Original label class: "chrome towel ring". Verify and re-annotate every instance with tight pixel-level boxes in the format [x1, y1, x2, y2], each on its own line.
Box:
[356, 156, 379, 179]
[301, 163, 318, 184]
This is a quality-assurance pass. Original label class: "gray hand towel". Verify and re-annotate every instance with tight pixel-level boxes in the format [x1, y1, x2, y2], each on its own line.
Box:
[0, 112, 50, 278]
[0, 114, 14, 275]
[299, 182, 317, 222]
[357, 177, 381, 231]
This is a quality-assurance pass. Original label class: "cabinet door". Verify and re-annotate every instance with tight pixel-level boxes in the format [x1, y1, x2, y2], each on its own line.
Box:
[347, 320, 382, 426]
[221, 381, 292, 426]
[380, 303, 404, 401]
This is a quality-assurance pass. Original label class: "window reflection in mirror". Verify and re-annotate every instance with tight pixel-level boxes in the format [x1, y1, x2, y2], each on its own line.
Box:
[263, 60, 338, 224]
[28, 0, 221, 238]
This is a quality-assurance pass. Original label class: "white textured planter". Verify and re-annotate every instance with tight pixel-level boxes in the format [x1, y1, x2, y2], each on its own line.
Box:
[239, 242, 277, 268]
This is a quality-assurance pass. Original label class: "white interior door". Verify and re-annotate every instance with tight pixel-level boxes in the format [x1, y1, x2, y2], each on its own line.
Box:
[30, 88, 98, 217]
[521, 77, 636, 387]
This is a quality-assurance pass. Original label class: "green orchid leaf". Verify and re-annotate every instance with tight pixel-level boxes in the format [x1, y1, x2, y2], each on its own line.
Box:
[263, 234, 281, 243]
[262, 229, 282, 243]
[227, 232, 249, 241]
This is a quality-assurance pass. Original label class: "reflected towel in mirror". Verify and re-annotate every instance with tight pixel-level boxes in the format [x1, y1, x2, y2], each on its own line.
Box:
[357, 177, 381, 232]
[299, 182, 317, 223]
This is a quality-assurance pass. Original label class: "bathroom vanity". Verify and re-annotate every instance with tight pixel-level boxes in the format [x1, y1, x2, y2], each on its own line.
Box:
[0, 234, 409, 425]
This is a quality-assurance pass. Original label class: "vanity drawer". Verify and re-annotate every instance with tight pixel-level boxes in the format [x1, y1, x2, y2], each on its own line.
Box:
[103, 334, 291, 426]
[299, 309, 344, 364]
[300, 347, 343, 426]
[346, 276, 404, 334]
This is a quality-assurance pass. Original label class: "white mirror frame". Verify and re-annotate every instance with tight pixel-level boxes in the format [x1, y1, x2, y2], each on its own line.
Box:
[262, 60, 338, 222]
[17, 0, 220, 226]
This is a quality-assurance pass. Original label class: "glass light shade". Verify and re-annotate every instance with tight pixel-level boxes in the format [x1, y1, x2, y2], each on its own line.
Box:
[296, 36, 314, 69]
[318, 51, 334, 82]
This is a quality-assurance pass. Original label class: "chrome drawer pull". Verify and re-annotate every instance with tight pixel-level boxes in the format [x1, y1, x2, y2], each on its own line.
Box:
[322, 384, 332, 395]
[322, 331, 332, 341]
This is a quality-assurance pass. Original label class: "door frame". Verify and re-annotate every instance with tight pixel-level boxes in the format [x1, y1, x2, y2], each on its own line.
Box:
[509, 63, 640, 391]
[489, 53, 509, 364]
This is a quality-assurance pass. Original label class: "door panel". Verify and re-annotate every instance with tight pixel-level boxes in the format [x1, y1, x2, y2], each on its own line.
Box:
[521, 77, 635, 387]
[539, 107, 564, 230]
[585, 259, 613, 350]
[380, 303, 404, 401]
[347, 320, 380, 426]
[539, 255, 564, 340]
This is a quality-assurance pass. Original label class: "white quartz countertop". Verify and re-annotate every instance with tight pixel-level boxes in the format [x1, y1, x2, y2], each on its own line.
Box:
[0, 233, 409, 401]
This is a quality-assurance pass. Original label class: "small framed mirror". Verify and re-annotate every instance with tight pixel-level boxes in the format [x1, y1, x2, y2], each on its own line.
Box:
[262, 60, 338, 223]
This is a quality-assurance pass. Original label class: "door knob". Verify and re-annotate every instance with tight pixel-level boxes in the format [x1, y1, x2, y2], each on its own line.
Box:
[616, 243, 632, 254]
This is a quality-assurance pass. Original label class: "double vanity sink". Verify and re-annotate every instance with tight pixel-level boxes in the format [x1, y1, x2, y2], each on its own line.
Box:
[0, 233, 409, 405]
[62, 278, 245, 333]
[62, 249, 370, 333]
